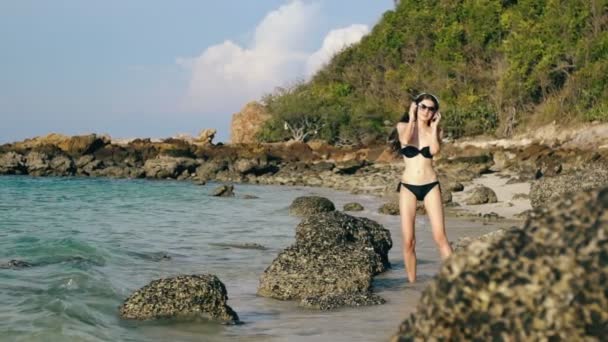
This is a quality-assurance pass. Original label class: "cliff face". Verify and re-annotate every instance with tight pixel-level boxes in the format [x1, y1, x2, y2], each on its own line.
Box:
[230, 102, 271, 144]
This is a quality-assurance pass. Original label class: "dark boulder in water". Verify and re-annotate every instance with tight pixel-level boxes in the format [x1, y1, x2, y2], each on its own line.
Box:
[258, 211, 392, 310]
[295, 211, 391, 269]
[391, 187, 608, 341]
[119, 274, 239, 324]
[211, 184, 235, 197]
[0, 259, 33, 269]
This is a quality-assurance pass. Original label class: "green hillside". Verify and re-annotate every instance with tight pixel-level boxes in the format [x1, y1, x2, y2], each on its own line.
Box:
[258, 0, 608, 144]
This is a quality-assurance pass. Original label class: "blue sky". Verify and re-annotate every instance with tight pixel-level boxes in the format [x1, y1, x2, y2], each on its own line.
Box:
[0, 0, 393, 143]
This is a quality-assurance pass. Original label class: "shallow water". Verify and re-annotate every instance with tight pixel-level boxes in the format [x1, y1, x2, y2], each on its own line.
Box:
[0, 176, 498, 341]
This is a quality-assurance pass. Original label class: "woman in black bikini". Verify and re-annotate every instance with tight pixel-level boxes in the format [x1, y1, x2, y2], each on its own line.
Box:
[391, 93, 452, 283]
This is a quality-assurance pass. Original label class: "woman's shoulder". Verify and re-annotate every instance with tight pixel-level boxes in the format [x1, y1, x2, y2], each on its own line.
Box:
[396, 122, 408, 130]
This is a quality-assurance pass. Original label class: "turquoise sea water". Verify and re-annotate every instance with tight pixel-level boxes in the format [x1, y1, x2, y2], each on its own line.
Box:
[1, 175, 479, 341]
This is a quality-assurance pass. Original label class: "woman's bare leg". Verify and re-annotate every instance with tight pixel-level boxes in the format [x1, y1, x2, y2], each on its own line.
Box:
[424, 185, 453, 259]
[399, 187, 418, 282]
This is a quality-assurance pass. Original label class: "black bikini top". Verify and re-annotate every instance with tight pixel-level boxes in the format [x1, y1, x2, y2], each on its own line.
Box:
[400, 145, 433, 159]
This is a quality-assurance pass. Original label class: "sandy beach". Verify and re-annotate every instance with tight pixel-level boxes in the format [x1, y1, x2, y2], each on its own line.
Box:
[450, 172, 532, 220]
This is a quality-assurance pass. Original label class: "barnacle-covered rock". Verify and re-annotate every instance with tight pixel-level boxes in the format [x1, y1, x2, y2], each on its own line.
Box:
[258, 211, 392, 310]
[119, 274, 239, 324]
[392, 187, 608, 341]
[464, 185, 498, 205]
[288, 196, 335, 217]
[529, 166, 608, 209]
[343, 202, 364, 211]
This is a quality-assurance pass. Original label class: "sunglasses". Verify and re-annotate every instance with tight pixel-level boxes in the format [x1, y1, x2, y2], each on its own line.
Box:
[418, 103, 437, 113]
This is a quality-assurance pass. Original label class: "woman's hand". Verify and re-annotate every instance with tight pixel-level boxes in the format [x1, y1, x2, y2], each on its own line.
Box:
[408, 102, 417, 123]
[431, 111, 441, 131]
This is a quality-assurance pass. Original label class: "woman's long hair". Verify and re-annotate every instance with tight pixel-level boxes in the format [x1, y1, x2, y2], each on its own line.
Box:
[388, 93, 440, 152]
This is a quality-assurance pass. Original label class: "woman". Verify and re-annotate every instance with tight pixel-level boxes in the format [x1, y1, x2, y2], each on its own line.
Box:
[391, 93, 452, 283]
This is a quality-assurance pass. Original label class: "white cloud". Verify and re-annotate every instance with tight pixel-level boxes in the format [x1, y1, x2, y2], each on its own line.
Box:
[179, 0, 369, 114]
[305, 24, 370, 77]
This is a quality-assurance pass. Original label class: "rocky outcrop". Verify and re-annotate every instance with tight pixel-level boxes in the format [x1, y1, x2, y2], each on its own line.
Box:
[3, 133, 607, 202]
[258, 211, 392, 310]
[288, 196, 336, 217]
[230, 102, 271, 144]
[119, 274, 239, 323]
[0, 152, 27, 174]
[8, 133, 108, 156]
[24, 151, 75, 176]
[529, 166, 608, 209]
[392, 187, 608, 341]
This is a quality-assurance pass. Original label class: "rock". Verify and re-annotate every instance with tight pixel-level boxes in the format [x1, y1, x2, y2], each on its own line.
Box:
[515, 209, 533, 219]
[79, 159, 104, 176]
[12, 133, 108, 157]
[451, 228, 508, 251]
[529, 166, 608, 209]
[0, 152, 27, 174]
[310, 161, 335, 172]
[49, 155, 76, 175]
[464, 185, 498, 205]
[482, 211, 503, 221]
[441, 189, 452, 204]
[295, 211, 392, 268]
[442, 180, 464, 192]
[25, 151, 51, 176]
[59, 134, 108, 157]
[143, 156, 199, 179]
[75, 155, 95, 168]
[242, 194, 259, 199]
[288, 196, 335, 217]
[192, 178, 207, 185]
[258, 211, 392, 309]
[211, 184, 235, 197]
[195, 159, 229, 181]
[490, 149, 516, 172]
[119, 274, 239, 323]
[95, 166, 141, 179]
[230, 101, 272, 144]
[334, 160, 365, 175]
[0, 259, 33, 269]
[25, 152, 75, 176]
[379, 198, 426, 215]
[344, 202, 364, 211]
[392, 187, 608, 341]
[535, 161, 562, 179]
[300, 292, 386, 310]
[378, 201, 399, 215]
[512, 192, 529, 200]
[258, 245, 383, 306]
[196, 129, 216, 146]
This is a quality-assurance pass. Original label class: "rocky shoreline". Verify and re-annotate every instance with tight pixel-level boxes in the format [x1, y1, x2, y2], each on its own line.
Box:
[2, 133, 607, 207]
[2, 132, 608, 338]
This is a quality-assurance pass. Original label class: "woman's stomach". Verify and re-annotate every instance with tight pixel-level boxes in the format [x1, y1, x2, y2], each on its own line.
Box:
[401, 163, 437, 184]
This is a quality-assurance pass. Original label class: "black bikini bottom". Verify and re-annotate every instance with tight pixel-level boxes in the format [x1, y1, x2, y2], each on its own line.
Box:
[397, 181, 440, 201]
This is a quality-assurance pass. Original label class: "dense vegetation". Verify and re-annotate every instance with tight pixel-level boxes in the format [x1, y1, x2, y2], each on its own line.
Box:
[258, 0, 608, 144]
